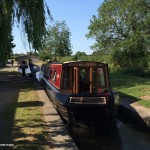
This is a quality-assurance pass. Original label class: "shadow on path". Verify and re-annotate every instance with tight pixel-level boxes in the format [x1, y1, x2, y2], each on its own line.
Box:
[0, 67, 52, 149]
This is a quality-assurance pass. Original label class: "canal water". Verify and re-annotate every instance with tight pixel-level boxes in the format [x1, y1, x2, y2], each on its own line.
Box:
[67, 119, 150, 150]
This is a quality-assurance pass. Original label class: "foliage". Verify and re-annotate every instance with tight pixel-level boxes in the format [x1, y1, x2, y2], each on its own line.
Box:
[86, 0, 150, 68]
[58, 54, 112, 64]
[92, 50, 110, 55]
[39, 50, 52, 62]
[14, 0, 52, 51]
[39, 21, 72, 61]
[72, 51, 87, 60]
[75, 51, 87, 56]
[0, 0, 14, 66]
[0, 0, 52, 67]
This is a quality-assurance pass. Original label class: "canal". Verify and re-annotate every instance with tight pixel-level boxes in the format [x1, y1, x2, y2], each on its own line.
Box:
[66, 119, 150, 150]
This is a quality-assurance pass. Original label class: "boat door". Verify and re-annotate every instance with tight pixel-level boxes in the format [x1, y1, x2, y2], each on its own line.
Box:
[73, 67, 79, 94]
[73, 67, 92, 94]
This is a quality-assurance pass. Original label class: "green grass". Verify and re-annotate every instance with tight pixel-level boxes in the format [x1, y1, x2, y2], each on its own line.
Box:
[12, 85, 51, 150]
[110, 71, 150, 108]
[0, 83, 51, 150]
[138, 100, 150, 108]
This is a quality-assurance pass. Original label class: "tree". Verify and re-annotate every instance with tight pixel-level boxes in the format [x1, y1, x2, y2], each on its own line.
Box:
[40, 21, 72, 60]
[75, 51, 86, 57]
[0, 0, 52, 66]
[86, 0, 150, 68]
[0, 0, 13, 66]
[72, 51, 87, 61]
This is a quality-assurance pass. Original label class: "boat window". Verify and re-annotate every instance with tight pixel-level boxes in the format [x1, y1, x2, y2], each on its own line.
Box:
[97, 68, 105, 87]
[80, 68, 89, 82]
[52, 70, 56, 82]
[50, 70, 52, 79]
[79, 68, 90, 93]
[62, 67, 71, 89]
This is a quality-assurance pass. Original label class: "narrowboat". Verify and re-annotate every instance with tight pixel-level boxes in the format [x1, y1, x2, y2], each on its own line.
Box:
[37, 61, 119, 130]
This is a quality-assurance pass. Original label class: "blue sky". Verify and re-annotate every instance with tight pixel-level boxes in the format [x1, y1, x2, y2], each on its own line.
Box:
[12, 0, 104, 55]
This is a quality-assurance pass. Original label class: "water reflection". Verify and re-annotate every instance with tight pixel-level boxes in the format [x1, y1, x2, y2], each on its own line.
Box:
[67, 119, 150, 150]
[118, 120, 150, 150]
[68, 123, 122, 150]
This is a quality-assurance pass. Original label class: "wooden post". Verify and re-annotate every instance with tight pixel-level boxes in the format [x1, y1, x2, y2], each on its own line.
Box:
[90, 67, 92, 94]
[73, 68, 76, 94]
[76, 68, 79, 94]
[73, 67, 79, 94]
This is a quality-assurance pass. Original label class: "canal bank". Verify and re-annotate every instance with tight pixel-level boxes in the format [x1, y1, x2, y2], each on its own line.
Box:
[118, 98, 150, 130]
[0, 64, 78, 150]
[35, 82, 78, 150]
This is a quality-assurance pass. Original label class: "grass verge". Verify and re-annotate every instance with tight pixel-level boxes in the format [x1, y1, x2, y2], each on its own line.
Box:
[110, 71, 150, 108]
[13, 83, 52, 150]
[0, 81, 52, 150]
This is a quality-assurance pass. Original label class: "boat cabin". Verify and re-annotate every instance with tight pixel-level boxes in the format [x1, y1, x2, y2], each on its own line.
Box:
[43, 61, 110, 95]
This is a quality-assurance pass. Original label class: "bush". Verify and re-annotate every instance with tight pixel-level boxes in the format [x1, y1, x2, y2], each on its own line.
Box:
[119, 66, 150, 77]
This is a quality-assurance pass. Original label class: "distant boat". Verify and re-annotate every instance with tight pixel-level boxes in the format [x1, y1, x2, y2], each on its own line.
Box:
[37, 61, 119, 131]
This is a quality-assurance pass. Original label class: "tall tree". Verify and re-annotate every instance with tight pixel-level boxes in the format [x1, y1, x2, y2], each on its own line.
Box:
[0, 0, 52, 66]
[0, 0, 14, 66]
[75, 51, 86, 57]
[86, 0, 150, 68]
[40, 21, 72, 60]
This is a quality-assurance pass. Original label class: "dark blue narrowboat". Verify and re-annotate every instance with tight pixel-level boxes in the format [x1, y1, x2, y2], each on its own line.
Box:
[37, 61, 119, 130]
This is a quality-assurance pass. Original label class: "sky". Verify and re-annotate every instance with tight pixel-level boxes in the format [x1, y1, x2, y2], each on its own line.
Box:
[12, 0, 104, 55]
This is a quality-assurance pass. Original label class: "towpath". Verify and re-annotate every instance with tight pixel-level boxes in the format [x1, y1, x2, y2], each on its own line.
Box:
[0, 63, 78, 150]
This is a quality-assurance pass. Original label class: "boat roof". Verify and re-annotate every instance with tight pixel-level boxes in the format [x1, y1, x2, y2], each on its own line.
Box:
[50, 61, 107, 67]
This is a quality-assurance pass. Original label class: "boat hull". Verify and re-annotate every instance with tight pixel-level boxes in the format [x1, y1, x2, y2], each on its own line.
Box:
[41, 76, 116, 129]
